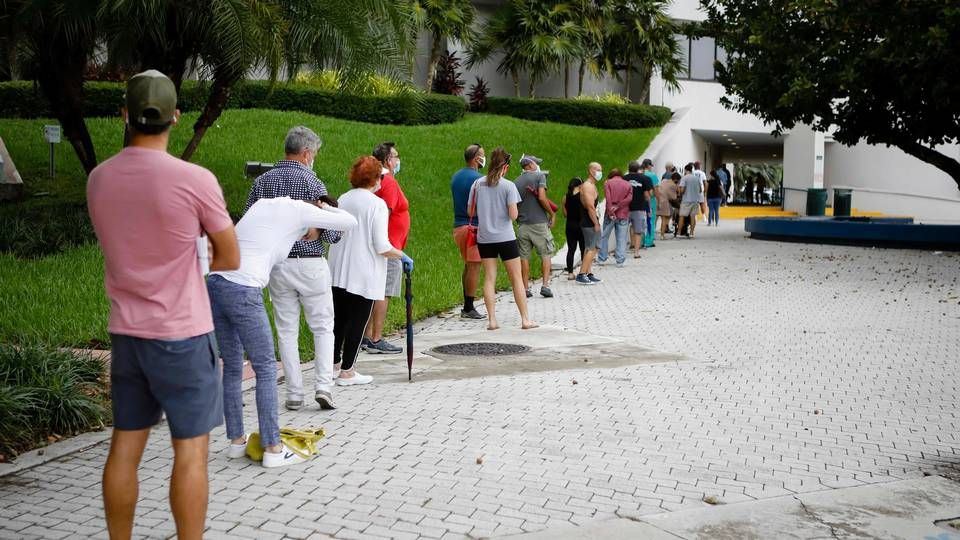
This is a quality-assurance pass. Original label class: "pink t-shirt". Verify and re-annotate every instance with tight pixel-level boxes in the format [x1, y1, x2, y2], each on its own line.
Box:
[87, 146, 233, 339]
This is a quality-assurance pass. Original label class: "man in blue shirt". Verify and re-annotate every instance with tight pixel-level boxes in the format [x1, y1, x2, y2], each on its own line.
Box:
[450, 143, 486, 319]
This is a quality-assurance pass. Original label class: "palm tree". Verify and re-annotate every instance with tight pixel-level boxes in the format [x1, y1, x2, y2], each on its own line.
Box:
[469, 0, 584, 98]
[599, 0, 684, 103]
[3, 0, 101, 173]
[411, 0, 477, 93]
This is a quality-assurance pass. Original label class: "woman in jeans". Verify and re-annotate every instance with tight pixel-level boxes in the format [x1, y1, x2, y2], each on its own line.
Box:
[328, 156, 412, 386]
[561, 177, 585, 280]
[468, 147, 538, 331]
[706, 169, 725, 226]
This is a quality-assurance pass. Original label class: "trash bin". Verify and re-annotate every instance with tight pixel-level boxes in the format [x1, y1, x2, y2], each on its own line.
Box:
[806, 188, 827, 216]
[833, 188, 852, 217]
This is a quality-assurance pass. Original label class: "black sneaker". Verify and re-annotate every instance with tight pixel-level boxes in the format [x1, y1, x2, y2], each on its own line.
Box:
[587, 273, 602, 283]
[540, 286, 554, 298]
[460, 308, 486, 320]
[525, 288, 533, 298]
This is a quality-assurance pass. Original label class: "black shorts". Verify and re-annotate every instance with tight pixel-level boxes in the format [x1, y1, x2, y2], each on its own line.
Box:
[110, 332, 223, 439]
[478, 240, 520, 261]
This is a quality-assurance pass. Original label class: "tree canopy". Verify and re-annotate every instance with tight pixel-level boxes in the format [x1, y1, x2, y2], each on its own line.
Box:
[703, 0, 960, 190]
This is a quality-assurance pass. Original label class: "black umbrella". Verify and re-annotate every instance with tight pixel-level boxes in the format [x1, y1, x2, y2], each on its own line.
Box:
[404, 269, 414, 381]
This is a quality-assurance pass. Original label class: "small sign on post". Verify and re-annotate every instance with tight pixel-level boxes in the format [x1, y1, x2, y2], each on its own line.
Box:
[43, 125, 61, 178]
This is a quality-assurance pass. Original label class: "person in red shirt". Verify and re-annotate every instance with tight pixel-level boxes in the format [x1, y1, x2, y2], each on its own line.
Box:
[363, 142, 411, 354]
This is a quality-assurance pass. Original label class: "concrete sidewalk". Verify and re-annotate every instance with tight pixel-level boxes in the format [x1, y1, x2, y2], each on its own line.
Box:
[511, 476, 960, 539]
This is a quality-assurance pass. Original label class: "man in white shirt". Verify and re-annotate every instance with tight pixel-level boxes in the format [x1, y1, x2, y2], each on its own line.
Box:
[207, 197, 356, 468]
[694, 160, 708, 219]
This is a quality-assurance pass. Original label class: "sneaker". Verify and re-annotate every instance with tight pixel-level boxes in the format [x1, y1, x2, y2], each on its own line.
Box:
[315, 390, 336, 410]
[285, 400, 303, 411]
[262, 444, 306, 468]
[587, 273, 602, 283]
[615, 261, 625, 268]
[365, 339, 402, 354]
[540, 286, 553, 298]
[360, 337, 374, 351]
[336, 372, 374, 386]
[575, 274, 593, 285]
[227, 442, 247, 459]
[595, 258, 607, 266]
[460, 308, 486, 320]
[525, 288, 533, 298]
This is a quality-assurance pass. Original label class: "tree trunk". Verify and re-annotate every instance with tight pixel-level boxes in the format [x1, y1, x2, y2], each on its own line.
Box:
[181, 69, 240, 161]
[528, 77, 534, 98]
[578, 61, 586, 96]
[511, 69, 520, 97]
[36, 43, 97, 173]
[424, 33, 444, 93]
[625, 61, 632, 100]
[563, 62, 570, 99]
[635, 62, 653, 104]
[890, 138, 960, 192]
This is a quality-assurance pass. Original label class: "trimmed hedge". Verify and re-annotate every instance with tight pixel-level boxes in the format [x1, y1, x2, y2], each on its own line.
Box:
[0, 80, 465, 125]
[486, 96, 672, 129]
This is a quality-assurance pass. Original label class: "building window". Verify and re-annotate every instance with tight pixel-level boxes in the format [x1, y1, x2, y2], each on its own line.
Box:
[675, 33, 725, 81]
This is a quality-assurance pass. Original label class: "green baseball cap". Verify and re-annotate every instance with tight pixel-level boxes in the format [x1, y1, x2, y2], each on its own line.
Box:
[125, 70, 177, 126]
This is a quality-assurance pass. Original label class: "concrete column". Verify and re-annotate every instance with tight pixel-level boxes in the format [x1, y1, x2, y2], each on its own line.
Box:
[782, 123, 825, 215]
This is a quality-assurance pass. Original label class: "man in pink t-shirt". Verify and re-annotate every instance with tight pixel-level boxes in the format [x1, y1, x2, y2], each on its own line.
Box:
[87, 70, 239, 539]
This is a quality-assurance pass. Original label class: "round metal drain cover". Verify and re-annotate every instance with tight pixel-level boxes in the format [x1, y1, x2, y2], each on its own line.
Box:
[431, 342, 531, 356]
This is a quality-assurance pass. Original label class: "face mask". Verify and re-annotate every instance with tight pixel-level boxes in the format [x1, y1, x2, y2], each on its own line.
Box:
[373, 180, 382, 193]
[307, 158, 315, 170]
[393, 159, 401, 175]
[594, 170, 603, 181]
[478, 156, 486, 169]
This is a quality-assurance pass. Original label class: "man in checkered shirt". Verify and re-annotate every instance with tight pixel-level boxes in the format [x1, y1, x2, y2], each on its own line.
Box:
[244, 126, 345, 411]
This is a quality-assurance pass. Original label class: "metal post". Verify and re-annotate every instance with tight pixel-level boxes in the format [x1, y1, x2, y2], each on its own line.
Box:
[49, 143, 55, 178]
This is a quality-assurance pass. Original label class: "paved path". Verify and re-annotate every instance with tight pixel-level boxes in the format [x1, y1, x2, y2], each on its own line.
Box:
[2, 220, 959, 539]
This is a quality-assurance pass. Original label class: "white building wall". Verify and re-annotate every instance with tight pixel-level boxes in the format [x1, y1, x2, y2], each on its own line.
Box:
[823, 141, 960, 222]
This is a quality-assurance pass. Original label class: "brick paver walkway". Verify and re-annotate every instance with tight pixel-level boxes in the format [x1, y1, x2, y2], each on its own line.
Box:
[2, 220, 958, 539]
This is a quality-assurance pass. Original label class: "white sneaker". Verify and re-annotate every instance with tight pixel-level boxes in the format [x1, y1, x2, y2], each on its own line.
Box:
[262, 444, 306, 468]
[227, 442, 247, 459]
[335, 372, 373, 386]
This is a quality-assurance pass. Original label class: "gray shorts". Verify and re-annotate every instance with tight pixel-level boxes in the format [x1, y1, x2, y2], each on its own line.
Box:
[629, 210, 647, 236]
[581, 226, 599, 250]
[385, 257, 402, 297]
[110, 333, 223, 439]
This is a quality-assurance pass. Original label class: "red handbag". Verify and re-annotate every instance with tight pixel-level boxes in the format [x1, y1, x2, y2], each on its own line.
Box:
[466, 183, 479, 247]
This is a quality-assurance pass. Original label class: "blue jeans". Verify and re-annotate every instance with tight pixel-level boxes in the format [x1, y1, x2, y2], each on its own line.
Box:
[597, 216, 629, 264]
[207, 275, 279, 448]
[708, 197, 722, 225]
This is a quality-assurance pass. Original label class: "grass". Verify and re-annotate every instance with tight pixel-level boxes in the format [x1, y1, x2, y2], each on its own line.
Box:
[0, 110, 659, 349]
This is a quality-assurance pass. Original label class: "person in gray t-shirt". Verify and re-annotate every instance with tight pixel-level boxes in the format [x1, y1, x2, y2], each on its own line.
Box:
[677, 164, 701, 237]
[466, 147, 537, 332]
[513, 154, 556, 299]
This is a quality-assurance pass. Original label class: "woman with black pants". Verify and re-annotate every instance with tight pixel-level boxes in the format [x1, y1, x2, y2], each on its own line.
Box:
[327, 156, 411, 387]
[561, 177, 585, 280]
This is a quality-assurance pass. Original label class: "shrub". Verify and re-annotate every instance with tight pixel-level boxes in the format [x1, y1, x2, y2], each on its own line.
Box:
[0, 80, 465, 125]
[0, 202, 96, 258]
[574, 92, 631, 106]
[486, 96, 672, 129]
[294, 69, 414, 97]
[432, 51, 465, 96]
[467, 77, 490, 112]
[0, 345, 109, 459]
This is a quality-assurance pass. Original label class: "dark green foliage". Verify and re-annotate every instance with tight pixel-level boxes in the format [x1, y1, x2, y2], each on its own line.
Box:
[0, 80, 465, 125]
[703, 0, 960, 189]
[0, 345, 108, 458]
[486, 97, 671, 129]
[0, 202, 96, 258]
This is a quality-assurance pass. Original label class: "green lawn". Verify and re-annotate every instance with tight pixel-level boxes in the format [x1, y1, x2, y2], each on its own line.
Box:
[0, 109, 659, 348]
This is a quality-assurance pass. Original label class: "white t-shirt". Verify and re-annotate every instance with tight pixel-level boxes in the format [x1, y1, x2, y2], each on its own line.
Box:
[328, 189, 394, 300]
[212, 197, 357, 288]
[694, 169, 707, 202]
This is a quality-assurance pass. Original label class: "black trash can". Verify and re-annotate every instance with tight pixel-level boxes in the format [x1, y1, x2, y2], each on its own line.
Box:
[833, 188, 852, 217]
[806, 188, 828, 216]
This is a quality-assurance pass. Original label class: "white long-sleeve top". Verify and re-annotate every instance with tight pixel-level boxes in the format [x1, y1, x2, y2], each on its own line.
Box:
[328, 188, 393, 301]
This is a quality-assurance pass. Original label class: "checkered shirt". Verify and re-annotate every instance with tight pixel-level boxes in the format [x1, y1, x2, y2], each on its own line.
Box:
[244, 160, 342, 257]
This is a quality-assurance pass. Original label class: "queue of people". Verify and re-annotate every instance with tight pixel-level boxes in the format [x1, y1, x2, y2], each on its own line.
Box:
[89, 69, 740, 539]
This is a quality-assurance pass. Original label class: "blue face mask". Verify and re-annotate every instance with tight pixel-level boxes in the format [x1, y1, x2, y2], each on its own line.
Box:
[393, 159, 401, 175]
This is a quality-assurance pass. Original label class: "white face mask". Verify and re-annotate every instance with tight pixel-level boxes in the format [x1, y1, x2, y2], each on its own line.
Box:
[478, 156, 486, 169]
[307, 158, 315, 170]
[594, 170, 603, 181]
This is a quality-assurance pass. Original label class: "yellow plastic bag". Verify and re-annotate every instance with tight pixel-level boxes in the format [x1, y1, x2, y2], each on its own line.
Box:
[246, 426, 325, 462]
